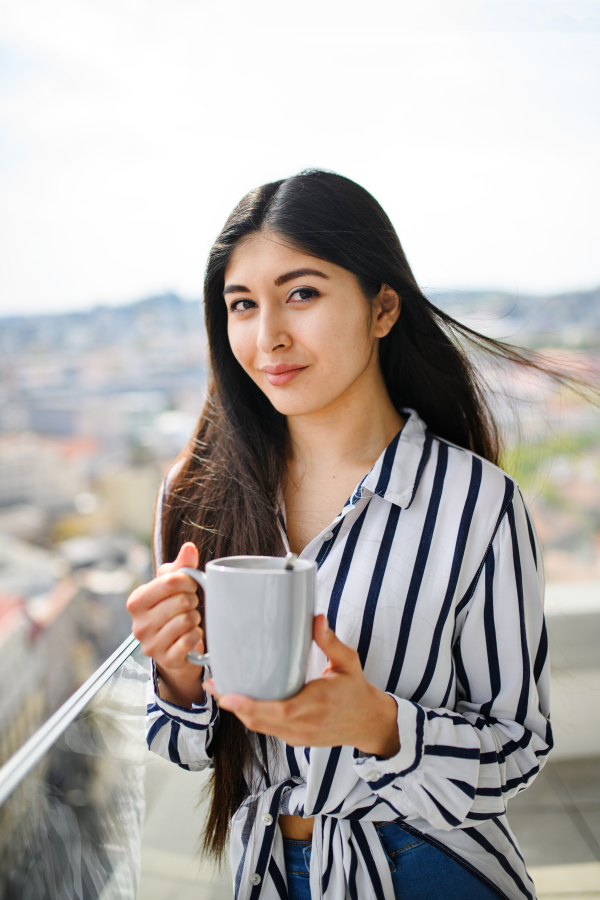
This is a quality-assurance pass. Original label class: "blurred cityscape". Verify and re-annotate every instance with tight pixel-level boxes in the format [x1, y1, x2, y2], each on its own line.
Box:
[0, 286, 598, 770]
[0, 294, 206, 768]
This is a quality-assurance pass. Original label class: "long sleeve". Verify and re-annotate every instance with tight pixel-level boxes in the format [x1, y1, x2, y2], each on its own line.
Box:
[352, 487, 552, 831]
[146, 662, 220, 770]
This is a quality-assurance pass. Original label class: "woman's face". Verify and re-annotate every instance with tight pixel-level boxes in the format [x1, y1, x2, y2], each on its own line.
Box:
[223, 233, 399, 419]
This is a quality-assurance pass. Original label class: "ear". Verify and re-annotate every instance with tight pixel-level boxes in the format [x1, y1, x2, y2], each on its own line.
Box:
[373, 285, 401, 338]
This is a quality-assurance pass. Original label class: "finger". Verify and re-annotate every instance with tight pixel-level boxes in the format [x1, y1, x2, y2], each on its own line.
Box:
[313, 614, 358, 672]
[149, 592, 201, 632]
[156, 542, 200, 595]
[203, 678, 221, 701]
[161, 627, 205, 669]
[218, 695, 295, 730]
[157, 543, 198, 577]
[171, 542, 200, 572]
[191, 632, 205, 654]
[134, 597, 203, 650]
[146, 611, 201, 660]
[128, 571, 198, 617]
[217, 693, 258, 714]
[217, 695, 277, 735]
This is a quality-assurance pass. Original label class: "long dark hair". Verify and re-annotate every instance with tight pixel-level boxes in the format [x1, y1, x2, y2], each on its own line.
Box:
[159, 169, 582, 861]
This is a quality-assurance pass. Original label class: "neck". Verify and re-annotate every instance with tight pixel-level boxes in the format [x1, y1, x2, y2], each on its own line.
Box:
[286, 351, 405, 477]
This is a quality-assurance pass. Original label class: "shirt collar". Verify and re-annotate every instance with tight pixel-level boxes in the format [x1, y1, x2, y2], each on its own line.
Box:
[347, 408, 431, 510]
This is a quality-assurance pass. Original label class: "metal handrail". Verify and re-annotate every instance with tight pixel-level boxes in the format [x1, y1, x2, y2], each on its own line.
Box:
[0, 633, 141, 807]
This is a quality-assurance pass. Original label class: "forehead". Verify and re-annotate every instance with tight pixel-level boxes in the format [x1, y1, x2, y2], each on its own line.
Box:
[224, 233, 337, 282]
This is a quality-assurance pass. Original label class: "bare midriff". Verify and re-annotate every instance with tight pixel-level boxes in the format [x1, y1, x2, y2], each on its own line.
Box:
[279, 814, 314, 840]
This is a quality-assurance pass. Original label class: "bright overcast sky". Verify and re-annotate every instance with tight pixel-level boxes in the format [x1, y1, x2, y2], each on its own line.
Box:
[0, 0, 599, 315]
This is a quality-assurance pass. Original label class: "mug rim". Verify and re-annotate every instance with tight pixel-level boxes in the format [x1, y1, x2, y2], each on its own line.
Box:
[206, 555, 316, 574]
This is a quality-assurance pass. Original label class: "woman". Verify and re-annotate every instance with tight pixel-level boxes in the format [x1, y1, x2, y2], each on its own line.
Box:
[127, 170, 553, 900]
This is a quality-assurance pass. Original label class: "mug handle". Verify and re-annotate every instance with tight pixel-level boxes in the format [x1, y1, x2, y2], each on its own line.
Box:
[187, 650, 210, 667]
[179, 566, 211, 668]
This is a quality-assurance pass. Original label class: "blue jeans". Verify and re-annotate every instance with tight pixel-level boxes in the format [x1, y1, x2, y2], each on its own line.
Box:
[282, 822, 503, 899]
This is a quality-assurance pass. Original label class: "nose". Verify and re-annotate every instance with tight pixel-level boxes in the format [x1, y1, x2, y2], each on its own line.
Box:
[256, 305, 291, 354]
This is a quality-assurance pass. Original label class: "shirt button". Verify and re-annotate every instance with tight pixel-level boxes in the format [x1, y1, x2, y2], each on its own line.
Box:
[261, 813, 273, 825]
[292, 775, 304, 784]
[367, 769, 380, 781]
[249, 873, 261, 885]
[323, 531, 334, 541]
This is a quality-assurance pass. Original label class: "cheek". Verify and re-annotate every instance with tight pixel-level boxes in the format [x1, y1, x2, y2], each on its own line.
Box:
[227, 324, 255, 371]
[308, 305, 372, 372]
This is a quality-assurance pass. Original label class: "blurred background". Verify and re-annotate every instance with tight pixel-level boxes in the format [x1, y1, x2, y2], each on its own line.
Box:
[0, 2, 599, 899]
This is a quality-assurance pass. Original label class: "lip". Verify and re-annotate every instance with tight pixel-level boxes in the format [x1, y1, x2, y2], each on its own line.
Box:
[260, 363, 308, 386]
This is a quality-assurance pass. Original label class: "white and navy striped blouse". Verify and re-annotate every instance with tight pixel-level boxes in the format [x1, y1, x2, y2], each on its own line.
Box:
[146, 409, 551, 900]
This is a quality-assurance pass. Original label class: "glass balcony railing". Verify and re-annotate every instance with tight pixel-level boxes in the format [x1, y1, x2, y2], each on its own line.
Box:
[1, 601, 598, 900]
[0, 634, 231, 899]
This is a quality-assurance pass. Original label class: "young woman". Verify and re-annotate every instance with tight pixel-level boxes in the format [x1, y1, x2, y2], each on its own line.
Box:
[127, 170, 553, 900]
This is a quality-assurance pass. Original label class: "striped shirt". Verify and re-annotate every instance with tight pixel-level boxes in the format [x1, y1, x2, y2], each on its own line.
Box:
[146, 408, 551, 900]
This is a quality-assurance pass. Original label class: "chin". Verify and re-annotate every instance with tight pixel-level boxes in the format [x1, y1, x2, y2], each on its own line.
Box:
[266, 393, 333, 418]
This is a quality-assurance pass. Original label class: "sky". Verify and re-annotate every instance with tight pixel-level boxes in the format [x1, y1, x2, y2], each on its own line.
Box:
[0, 0, 599, 315]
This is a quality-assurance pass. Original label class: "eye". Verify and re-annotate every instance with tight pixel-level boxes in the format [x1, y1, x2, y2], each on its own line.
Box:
[288, 287, 320, 303]
[229, 299, 257, 312]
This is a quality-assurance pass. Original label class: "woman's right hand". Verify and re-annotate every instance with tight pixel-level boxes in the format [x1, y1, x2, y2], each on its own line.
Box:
[126, 542, 206, 706]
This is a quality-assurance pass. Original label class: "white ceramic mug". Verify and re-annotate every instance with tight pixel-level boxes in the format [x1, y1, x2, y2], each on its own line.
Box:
[179, 556, 316, 700]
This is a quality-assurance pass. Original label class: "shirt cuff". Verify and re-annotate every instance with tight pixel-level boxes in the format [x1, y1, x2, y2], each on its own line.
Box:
[353, 696, 425, 784]
[149, 661, 217, 723]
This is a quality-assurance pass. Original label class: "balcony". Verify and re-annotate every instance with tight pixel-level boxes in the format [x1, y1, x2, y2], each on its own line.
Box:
[1, 582, 599, 900]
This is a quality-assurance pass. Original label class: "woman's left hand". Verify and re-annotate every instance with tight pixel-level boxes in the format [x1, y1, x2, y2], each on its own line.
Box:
[204, 614, 400, 759]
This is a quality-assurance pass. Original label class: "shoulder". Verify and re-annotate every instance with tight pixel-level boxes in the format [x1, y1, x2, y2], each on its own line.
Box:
[417, 433, 522, 537]
[435, 434, 515, 503]
[420, 436, 542, 583]
[430, 434, 541, 559]
[413, 424, 515, 500]
[391, 410, 515, 517]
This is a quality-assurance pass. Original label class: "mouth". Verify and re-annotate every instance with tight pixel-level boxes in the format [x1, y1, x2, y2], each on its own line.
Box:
[260, 364, 308, 386]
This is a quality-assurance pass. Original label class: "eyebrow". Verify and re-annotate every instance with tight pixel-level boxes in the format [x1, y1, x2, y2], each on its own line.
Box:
[274, 268, 329, 287]
[223, 268, 329, 296]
